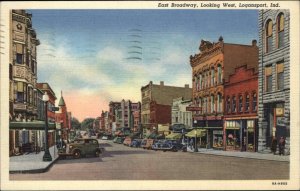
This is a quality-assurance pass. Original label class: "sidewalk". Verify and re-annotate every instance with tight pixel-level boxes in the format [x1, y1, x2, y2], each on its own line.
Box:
[9, 146, 59, 173]
[187, 147, 289, 162]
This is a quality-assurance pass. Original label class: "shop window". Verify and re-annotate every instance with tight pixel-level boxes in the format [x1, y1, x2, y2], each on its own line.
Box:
[239, 95, 243, 112]
[247, 120, 255, 152]
[252, 93, 257, 112]
[277, 62, 284, 90]
[232, 96, 236, 113]
[265, 66, 272, 92]
[245, 94, 250, 112]
[226, 121, 241, 150]
[213, 130, 223, 149]
[277, 13, 284, 48]
[226, 97, 231, 113]
[266, 19, 273, 53]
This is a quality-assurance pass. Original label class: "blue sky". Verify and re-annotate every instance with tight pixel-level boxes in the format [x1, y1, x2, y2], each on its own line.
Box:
[28, 9, 258, 120]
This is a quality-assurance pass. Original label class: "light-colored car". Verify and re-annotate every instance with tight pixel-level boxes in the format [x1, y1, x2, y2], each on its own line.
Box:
[101, 136, 108, 140]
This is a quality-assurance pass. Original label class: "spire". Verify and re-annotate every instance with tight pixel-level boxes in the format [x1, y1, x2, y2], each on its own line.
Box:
[58, 90, 66, 106]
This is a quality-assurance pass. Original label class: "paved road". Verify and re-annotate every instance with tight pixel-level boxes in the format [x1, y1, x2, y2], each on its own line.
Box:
[10, 140, 289, 180]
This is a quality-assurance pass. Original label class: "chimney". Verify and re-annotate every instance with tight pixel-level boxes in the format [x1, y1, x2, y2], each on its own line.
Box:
[160, 81, 164, 86]
[252, 39, 257, 46]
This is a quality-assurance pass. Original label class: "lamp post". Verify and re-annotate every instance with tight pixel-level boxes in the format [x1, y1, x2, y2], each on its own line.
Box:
[42, 92, 52, 161]
[194, 129, 198, 152]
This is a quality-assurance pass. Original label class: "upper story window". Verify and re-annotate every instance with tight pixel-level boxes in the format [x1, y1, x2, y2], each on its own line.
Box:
[277, 13, 284, 48]
[200, 74, 203, 90]
[211, 68, 215, 86]
[265, 66, 272, 92]
[9, 64, 13, 80]
[266, 20, 273, 53]
[31, 60, 35, 73]
[245, 94, 250, 112]
[211, 95, 215, 113]
[277, 62, 284, 90]
[217, 65, 222, 84]
[239, 95, 243, 112]
[16, 53, 23, 64]
[226, 96, 231, 113]
[252, 93, 257, 112]
[232, 96, 236, 113]
[217, 93, 222, 113]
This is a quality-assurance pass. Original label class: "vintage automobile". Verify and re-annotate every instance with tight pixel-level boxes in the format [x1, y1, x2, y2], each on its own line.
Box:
[58, 138, 102, 159]
[113, 137, 125, 144]
[151, 139, 186, 152]
[123, 137, 132, 146]
[129, 139, 142, 148]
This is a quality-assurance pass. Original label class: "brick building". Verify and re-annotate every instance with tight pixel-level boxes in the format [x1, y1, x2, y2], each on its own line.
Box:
[224, 65, 258, 152]
[141, 81, 192, 135]
[190, 37, 258, 149]
[258, 10, 290, 154]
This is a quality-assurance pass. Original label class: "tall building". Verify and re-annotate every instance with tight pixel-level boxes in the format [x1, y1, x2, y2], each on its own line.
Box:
[141, 81, 192, 134]
[190, 37, 258, 149]
[55, 91, 70, 141]
[258, 10, 290, 153]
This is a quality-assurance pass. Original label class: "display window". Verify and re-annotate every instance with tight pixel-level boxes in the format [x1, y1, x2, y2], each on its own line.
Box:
[247, 120, 255, 151]
[225, 120, 241, 150]
[213, 130, 223, 149]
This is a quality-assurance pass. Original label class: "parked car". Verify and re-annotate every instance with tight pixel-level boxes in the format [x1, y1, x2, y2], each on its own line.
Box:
[152, 139, 185, 152]
[101, 136, 108, 140]
[113, 137, 125, 144]
[58, 138, 102, 159]
[130, 139, 142, 148]
[123, 137, 132, 146]
[141, 138, 155, 150]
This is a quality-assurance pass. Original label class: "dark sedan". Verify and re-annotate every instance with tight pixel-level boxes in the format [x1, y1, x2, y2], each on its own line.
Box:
[129, 139, 142, 148]
[152, 139, 186, 152]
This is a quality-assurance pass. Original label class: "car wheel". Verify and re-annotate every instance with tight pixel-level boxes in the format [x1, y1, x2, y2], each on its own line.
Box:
[172, 147, 177, 152]
[95, 150, 100, 157]
[73, 150, 81, 159]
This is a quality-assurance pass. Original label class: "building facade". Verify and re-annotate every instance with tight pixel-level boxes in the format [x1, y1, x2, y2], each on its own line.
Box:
[224, 65, 258, 152]
[55, 91, 70, 141]
[190, 37, 258, 149]
[141, 81, 192, 134]
[258, 10, 290, 154]
[171, 97, 193, 128]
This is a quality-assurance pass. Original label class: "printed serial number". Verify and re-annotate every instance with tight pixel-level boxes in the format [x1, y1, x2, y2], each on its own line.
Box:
[272, 182, 288, 185]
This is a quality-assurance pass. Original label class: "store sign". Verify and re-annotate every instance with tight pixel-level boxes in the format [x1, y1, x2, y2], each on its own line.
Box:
[186, 106, 202, 111]
[277, 117, 285, 127]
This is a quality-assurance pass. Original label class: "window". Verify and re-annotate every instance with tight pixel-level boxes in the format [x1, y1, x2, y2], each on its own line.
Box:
[218, 65, 222, 84]
[252, 93, 257, 112]
[16, 82, 24, 102]
[277, 62, 284, 90]
[16, 54, 23, 64]
[232, 96, 236, 113]
[211, 68, 215, 86]
[211, 95, 215, 113]
[245, 94, 250, 112]
[265, 66, 272, 92]
[239, 95, 243, 112]
[277, 13, 284, 48]
[200, 74, 203, 90]
[226, 97, 231, 113]
[266, 20, 273, 53]
[9, 64, 12, 80]
[217, 93, 222, 113]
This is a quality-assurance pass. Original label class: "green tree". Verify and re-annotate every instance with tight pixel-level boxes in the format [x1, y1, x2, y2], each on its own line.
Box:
[71, 117, 81, 130]
[80, 118, 95, 131]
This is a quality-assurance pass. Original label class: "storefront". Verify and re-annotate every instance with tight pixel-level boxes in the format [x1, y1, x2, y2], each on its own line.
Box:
[224, 119, 257, 152]
[185, 129, 207, 148]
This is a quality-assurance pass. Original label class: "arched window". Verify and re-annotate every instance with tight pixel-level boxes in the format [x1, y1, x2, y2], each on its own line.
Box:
[252, 93, 257, 112]
[226, 96, 231, 113]
[211, 95, 215, 113]
[232, 96, 236, 113]
[217, 65, 222, 84]
[266, 19, 273, 53]
[239, 95, 243, 112]
[211, 68, 215, 86]
[200, 73, 204, 89]
[218, 93, 222, 113]
[277, 13, 284, 48]
[245, 94, 250, 112]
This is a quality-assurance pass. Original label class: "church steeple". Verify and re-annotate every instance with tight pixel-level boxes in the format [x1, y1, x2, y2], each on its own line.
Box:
[58, 90, 66, 106]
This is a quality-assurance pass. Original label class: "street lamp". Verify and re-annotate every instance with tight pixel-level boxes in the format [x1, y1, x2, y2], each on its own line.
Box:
[194, 129, 198, 152]
[42, 92, 52, 161]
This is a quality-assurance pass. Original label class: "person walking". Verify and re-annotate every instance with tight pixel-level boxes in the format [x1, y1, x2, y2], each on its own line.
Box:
[278, 136, 286, 156]
[271, 137, 278, 155]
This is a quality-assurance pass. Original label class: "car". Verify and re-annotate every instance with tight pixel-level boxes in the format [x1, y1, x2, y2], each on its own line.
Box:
[141, 138, 155, 150]
[58, 138, 102, 159]
[101, 136, 108, 140]
[151, 139, 186, 152]
[113, 137, 125, 144]
[123, 137, 132, 146]
[130, 139, 142, 148]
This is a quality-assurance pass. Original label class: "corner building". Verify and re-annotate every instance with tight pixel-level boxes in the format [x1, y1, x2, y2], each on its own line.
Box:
[190, 37, 258, 150]
[258, 10, 290, 153]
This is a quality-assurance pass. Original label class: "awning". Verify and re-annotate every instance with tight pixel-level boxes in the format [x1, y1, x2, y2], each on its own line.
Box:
[165, 133, 182, 140]
[9, 121, 56, 130]
[185, 129, 206, 137]
[226, 127, 240, 130]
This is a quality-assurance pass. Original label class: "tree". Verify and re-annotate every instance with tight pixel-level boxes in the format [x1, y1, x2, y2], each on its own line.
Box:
[71, 117, 81, 130]
[80, 118, 95, 131]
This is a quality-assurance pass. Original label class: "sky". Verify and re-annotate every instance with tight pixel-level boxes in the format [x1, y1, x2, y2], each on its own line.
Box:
[28, 9, 258, 122]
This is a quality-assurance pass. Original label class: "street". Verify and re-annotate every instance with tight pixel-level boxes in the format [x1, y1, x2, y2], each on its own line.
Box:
[10, 140, 289, 180]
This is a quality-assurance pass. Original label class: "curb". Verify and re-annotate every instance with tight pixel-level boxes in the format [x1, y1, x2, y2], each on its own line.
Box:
[9, 156, 60, 174]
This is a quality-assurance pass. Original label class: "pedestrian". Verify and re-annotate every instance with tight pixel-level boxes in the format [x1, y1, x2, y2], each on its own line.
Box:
[279, 136, 285, 156]
[190, 139, 194, 150]
[271, 137, 277, 155]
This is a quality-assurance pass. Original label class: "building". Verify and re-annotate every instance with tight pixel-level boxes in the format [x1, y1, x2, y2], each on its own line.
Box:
[190, 37, 258, 149]
[224, 65, 258, 152]
[258, 10, 290, 154]
[55, 91, 70, 141]
[171, 97, 193, 129]
[131, 102, 141, 133]
[141, 81, 192, 135]
[9, 10, 41, 156]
